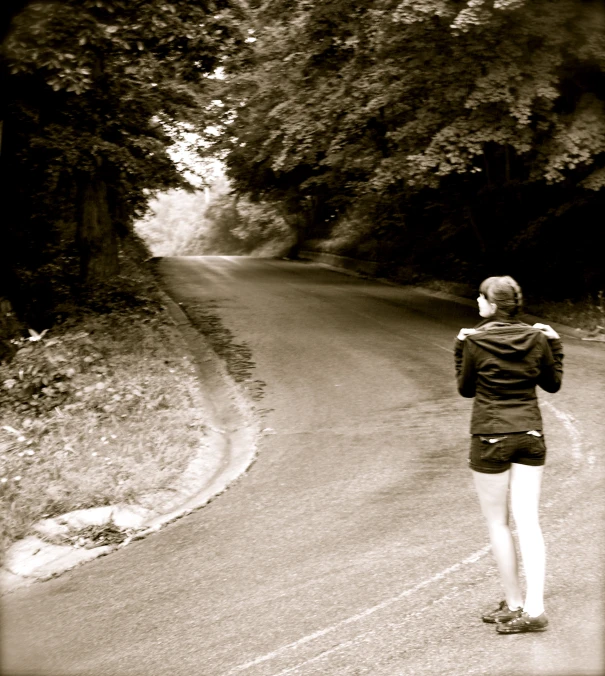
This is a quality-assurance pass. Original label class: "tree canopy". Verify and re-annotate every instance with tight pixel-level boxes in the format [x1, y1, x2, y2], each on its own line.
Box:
[218, 0, 605, 195]
[1, 0, 248, 323]
[211, 0, 605, 295]
[3, 0, 605, 326]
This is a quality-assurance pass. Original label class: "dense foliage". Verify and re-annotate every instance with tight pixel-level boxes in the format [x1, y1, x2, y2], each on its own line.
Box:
[188, 193, 292, 255]
[212, 0, 605, 298]
[3, 0, 605, 331]
[136, 181, 292, 257]
[0, 240, 210, 556]
[1, 0, 247, 327]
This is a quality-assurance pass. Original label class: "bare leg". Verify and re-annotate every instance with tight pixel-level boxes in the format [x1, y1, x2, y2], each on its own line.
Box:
[510, 463, 545, 617]
[472, 469, 523, 610]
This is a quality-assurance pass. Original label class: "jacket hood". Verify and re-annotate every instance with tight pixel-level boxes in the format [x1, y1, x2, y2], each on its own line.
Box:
[468, 321, 542, 360]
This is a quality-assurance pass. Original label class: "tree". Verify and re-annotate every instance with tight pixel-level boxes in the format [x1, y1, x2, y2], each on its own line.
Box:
[185, 193, 292, 255]
[135, 175, 293, 257]
[211, 0, 605, 295]
[1, 0, 248, 323]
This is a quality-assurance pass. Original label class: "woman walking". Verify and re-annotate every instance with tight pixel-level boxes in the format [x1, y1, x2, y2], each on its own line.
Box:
[455, 276, 564, 633]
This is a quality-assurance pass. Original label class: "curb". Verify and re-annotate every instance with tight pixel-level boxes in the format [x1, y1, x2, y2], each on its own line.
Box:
[297, 250, 593, 342]
[0, 291, 259, 595]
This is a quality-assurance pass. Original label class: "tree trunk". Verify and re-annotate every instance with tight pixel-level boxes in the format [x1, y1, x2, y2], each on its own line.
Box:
[77, 177, 119, 285]
[283, 210, 307, 258]
[278, 195, 309, 258]
[465, 203, 486, 253]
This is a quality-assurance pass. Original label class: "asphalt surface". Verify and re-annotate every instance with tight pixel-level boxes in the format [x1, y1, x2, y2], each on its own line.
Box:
[2, 257, 604, 676]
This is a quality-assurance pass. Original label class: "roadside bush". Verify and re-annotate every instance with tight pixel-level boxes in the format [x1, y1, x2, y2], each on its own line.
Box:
[0, 257, 210, 562]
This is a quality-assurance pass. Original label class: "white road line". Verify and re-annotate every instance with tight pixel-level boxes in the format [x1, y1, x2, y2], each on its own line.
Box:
[542, 400, 584, 462]
[269, 588, 466, 676]
[227, 545, 491, 674]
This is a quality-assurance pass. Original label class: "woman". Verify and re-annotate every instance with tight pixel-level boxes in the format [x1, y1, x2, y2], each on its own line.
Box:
[455, 275, 564, 634]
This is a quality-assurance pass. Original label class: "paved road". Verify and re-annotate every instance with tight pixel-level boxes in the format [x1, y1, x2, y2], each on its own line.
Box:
[3, 257, 604, 676]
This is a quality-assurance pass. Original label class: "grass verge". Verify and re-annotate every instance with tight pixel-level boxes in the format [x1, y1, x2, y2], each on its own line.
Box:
[0, 243, 210, 564]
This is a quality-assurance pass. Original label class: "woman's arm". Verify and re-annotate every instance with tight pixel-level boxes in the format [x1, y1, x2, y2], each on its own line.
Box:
[454, 334, 477, 398]
[536, 334, 564, 393]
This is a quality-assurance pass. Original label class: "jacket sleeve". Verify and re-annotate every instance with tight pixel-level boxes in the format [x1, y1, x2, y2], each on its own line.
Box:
[455, 338, 476, 398]
[536, 336, 564, 393]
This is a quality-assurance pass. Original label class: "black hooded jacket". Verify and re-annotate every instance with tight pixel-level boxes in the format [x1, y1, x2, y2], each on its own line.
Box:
[454, 319, 564, 434]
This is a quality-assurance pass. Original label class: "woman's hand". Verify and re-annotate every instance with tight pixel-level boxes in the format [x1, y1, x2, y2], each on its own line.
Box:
[533, 323, 560, 340]
[457, 328, 477, 341]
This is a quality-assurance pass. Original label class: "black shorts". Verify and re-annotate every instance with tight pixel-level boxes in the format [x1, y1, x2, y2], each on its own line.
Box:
[469, 432, 547, 474]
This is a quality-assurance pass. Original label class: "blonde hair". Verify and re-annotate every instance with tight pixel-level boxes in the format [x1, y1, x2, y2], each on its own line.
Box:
[479, 276, 523, 317]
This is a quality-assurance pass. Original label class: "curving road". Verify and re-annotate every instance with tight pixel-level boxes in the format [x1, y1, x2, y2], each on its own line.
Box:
[3, 257, 604, 676]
